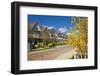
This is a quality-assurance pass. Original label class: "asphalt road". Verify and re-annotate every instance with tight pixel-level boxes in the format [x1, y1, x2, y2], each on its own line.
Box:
[28, 45, 74, 61]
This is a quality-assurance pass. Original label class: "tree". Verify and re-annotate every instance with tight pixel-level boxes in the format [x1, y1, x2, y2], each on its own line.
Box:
[42, 27, 50, 47]
[67, 17, 88, 55]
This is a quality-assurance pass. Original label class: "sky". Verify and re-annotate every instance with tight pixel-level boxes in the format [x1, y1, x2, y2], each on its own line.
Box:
[28, 15, 73, 34]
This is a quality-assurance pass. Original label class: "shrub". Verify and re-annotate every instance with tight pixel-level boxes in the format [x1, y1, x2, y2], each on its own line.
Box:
[38, 43, 44, 48]
[48, 43, 53, 48]
[34, 44, 38, 48]
[52, 43, 56, 46]
[32, 44, 36, 49]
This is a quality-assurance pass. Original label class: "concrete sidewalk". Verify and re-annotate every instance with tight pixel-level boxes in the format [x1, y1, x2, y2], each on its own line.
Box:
[54, 47, 76, 59]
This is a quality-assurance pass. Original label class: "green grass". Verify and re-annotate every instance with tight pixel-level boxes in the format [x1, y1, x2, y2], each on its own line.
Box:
[31, 47, 54, 51]
[30, 42, 66, 52]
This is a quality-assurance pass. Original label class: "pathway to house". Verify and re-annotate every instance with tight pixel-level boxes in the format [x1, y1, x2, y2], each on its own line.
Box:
[28, 45, 75, 60]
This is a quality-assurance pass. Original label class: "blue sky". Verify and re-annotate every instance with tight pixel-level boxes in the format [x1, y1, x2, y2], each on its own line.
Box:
[28, 15, 73, 34]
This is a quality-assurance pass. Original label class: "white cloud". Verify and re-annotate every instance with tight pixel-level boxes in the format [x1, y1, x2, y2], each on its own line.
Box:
[48, 26, 55, 29]
[42, 25, 47, 27]
[58, 28, 67, 33]
[42, 25, 55, 29]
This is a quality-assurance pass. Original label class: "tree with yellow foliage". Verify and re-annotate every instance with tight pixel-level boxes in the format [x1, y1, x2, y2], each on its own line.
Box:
[67, 17, 88, 56]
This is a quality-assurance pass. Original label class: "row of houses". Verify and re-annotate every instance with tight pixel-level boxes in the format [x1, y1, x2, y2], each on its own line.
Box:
[28, 22, 67, 51]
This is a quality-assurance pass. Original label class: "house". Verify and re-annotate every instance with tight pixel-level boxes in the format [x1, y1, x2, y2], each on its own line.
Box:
[28, 22, 67, 51]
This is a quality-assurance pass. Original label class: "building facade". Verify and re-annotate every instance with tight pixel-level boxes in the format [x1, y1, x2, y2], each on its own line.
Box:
[28, 22, 67, 51]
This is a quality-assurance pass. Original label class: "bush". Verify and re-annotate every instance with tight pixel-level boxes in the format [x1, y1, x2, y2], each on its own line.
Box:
[38, 43, 44, 48]
[48, 43, 53, 48]
[32, 44, 36, 49]
[52, 43, 56, 46]
[34, 44, 38, 48]
[48, 43, 56, 48]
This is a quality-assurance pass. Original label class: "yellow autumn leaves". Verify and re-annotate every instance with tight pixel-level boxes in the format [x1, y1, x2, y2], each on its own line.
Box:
[67, 17, 88, 54]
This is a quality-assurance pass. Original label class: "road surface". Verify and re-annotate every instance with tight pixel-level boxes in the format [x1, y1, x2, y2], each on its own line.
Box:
[28, 45, 75, 60]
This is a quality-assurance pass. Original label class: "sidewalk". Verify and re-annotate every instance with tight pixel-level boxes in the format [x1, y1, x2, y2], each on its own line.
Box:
[54, 47, 76, 59]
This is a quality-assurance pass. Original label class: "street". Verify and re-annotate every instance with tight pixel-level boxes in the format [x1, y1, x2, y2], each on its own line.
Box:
[28, 45, 75, 60]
